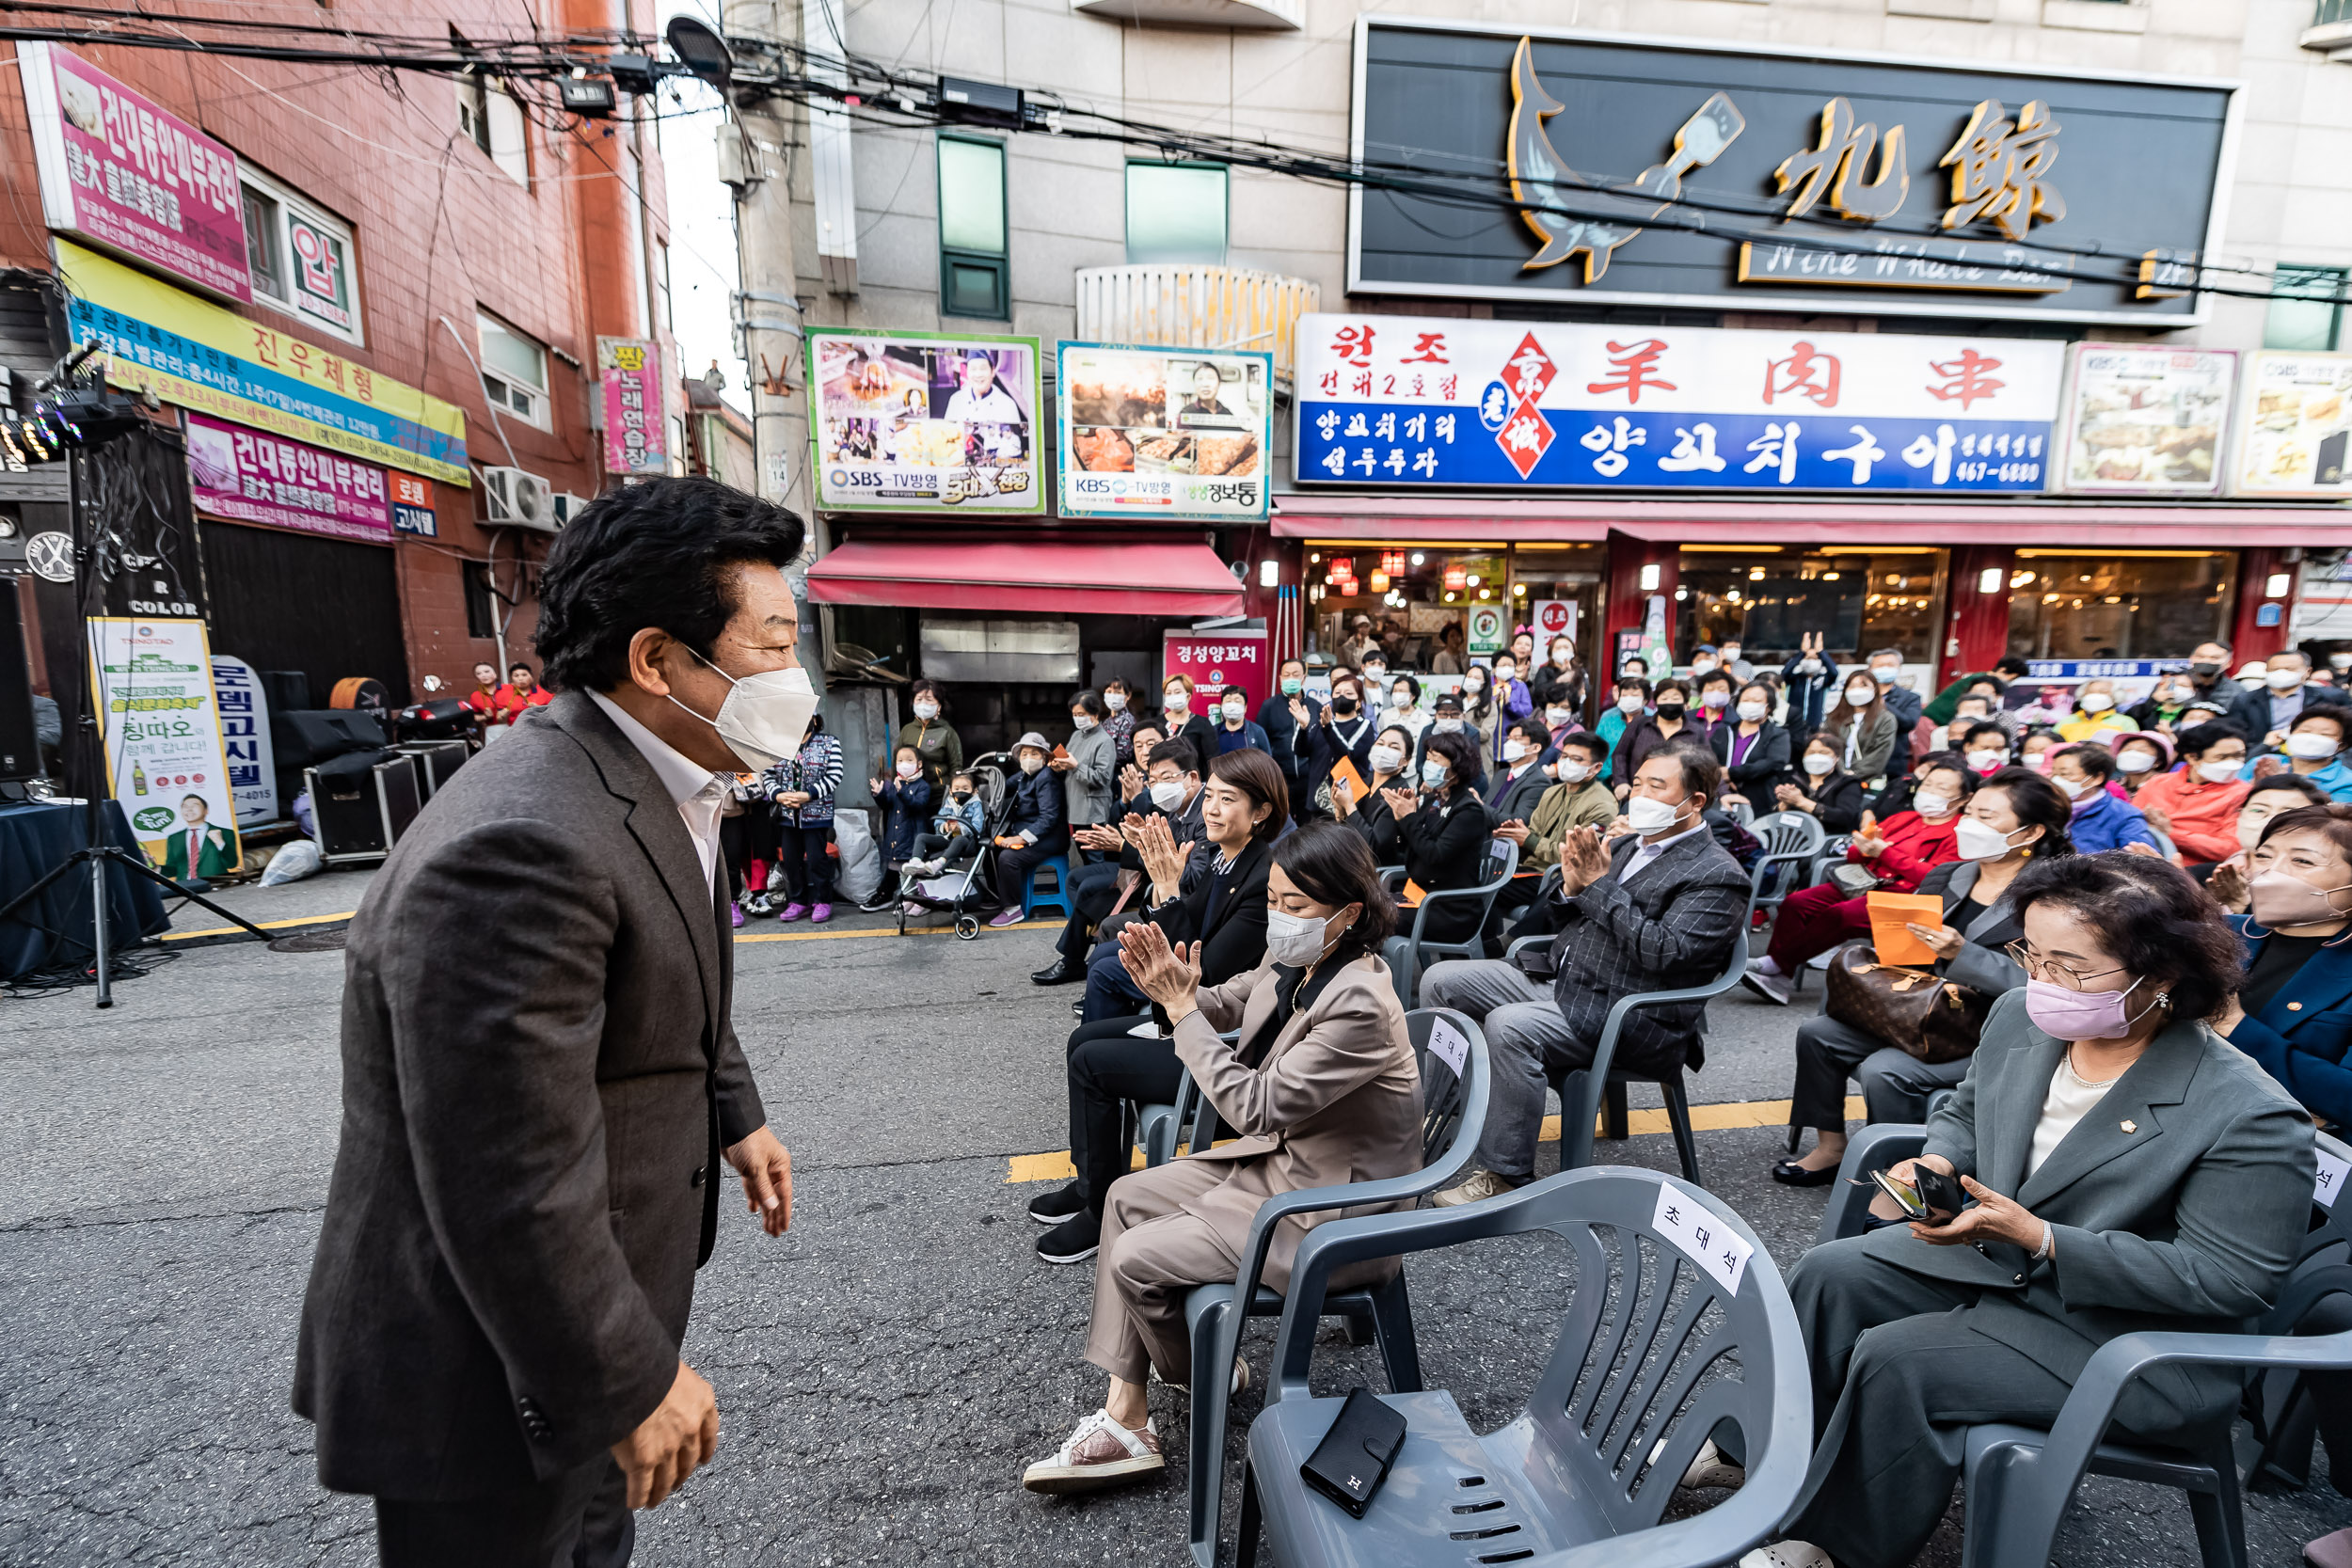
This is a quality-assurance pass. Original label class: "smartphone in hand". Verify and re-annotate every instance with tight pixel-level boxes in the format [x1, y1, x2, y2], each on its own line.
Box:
[1869, 1165, 1964, 1224]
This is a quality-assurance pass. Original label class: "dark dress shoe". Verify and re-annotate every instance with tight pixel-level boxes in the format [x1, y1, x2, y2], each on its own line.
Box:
[1027, 1180, 1087, 1224]
[1770, 1158, 1839, 1187]
[1031, 956, 1082, 986]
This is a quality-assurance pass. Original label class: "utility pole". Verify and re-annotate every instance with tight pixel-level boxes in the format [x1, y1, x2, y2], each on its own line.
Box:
[720, 0, 810, 527]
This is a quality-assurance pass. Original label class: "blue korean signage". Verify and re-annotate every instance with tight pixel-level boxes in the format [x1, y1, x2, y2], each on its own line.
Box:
[1294, 315, 2065, 493]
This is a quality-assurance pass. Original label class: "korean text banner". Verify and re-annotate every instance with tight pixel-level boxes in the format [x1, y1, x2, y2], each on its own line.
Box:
[599, 337, 666, 475]
[2230, 351, 2352, 499]
[1163, 629, 1269, 716]
[21, 43, 250, 302]
[57, 240, 469, 486]
[87, 616, 243, 877]
[809, 330, 1042, 513]
[1294, 314, 2064, 493]
[183, 411, 393, 544]
[1058, 343, 1272, 522]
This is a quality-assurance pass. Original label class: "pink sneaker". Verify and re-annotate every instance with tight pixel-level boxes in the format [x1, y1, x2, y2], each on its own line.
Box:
[730, 901, 745, 928]
[778, 901, 809, 923]
[810, 902, 833, 924]
[988, 908, 1024, 927]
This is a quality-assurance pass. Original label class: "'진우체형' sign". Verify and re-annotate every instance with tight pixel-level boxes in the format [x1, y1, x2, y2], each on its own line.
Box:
[808, 329, 1042, 513]
[1057, 343, 1273, 523]
[1294, 314, 2063, 492]
[2228, 351, 2352, 499]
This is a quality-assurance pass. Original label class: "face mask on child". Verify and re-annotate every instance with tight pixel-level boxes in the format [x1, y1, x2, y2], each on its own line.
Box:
[896, 760, 921, 780]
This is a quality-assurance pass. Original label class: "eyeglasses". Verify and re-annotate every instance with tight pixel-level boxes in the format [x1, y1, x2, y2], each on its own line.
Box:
[2003, 940, 2130, 988]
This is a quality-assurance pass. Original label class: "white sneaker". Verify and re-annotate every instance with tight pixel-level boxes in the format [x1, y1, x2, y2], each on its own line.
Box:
[1678, 1438, 1746, 1489]
[1432, 1168, 1518, 1208]
[1741, 969, 1792, 1006]
[1739, 1543, 1832, 1568]
[1020, 1408, 1165, 1495]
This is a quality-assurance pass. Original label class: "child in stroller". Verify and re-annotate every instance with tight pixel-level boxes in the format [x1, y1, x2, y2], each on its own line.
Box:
[903, 769, 985, 880]
[896, 753, 1017, 938]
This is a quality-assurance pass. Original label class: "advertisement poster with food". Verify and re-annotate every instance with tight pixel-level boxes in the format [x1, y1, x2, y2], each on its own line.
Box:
[2055, 345, 2232, 496]
[1057, 343, 1272, 522]
[808, 329, 1042, 513]
[2232, 351, 2352, 497]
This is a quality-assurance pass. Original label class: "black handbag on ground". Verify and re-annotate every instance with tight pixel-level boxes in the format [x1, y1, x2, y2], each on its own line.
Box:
[1300, 1386, 1408, 1518]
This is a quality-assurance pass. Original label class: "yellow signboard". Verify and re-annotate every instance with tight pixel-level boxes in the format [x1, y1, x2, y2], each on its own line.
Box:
[56, 239, 469, 486]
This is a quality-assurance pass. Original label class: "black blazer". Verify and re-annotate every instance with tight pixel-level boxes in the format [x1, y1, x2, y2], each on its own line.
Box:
[1709, 720, 1791, 799]
[1257, 691, 1319, 783]
[1299, 710, 1376, 800]
[295, 693, 769, 1497]
[2226, 682, 2350, 743]
[1149, 837, 1272, 989]
[1342, 779, 1406, 863]
[1398, 789, 1494, 943]
[1004, 763, 1066, 845]
[1790, 768, 1867, 833]
[1487, 761, 1554, 825]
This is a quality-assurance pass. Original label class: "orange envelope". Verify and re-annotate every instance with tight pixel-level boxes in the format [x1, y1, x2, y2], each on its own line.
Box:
[1328, 755, 1369, 804]
[1867, 892, 1945, 967]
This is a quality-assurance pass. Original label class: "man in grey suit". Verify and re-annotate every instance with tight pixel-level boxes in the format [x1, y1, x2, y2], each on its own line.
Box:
[294, 477, 808, 1566]
[1422, 741, 1749, 1206]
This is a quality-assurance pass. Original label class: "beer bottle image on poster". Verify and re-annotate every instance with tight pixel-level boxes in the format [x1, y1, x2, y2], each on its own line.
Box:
[86, 617, 245, 877]
[807, 329, 1043, 513]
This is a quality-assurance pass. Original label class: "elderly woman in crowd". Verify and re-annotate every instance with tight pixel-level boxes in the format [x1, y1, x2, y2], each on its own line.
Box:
[1712, 679, 1793, 811]
[2056, 675, 2140, 743]
[2217, 801, 2352, 1132]
[987, 731, 1068, 928]
[2048, 743, 2161, 853]
[1053, 689, 1120, 862]
[768, 712, 844, 924]
[1772, 732, 1867, 834]
[1030, 749, 1287, 1265]
[2245, 705, 2352, 803]
[1771, 768, 2073, 1184]
[1021, 823, 1419, 1495]
[1733, 852, 2314, 1568]
[1100, 677, 1137, 765]
[1613, 677, 1692, 792]
[2108, 729, 2174, 800]
[2201, 773, 2334, 904]
[2134, 721, 2249, 865]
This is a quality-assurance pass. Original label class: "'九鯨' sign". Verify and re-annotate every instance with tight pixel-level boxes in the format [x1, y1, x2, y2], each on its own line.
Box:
[1293, 314, 2063, 493]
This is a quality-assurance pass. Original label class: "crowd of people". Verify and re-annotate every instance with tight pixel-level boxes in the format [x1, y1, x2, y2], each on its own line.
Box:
[910, 632, 2352, 1568]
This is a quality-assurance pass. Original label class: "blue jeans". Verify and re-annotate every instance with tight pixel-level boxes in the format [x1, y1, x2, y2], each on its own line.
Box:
[1081, 939, 1149, 1023]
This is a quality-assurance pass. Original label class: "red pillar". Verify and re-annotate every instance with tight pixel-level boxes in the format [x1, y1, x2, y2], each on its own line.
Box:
[1942, 544, 2015, 687]
[1602, 531, 1678, 674]
[2232, 547, 2296, 664]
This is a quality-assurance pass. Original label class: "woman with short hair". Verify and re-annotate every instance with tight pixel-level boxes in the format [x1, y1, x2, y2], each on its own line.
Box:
[1021, 824, 1419, 1496]
[896, 677, 962, 789]
[2133, 720, 2249, 865]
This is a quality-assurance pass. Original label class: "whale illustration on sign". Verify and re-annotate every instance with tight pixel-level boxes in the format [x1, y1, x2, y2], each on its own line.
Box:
[1506, 38, 1745, 282]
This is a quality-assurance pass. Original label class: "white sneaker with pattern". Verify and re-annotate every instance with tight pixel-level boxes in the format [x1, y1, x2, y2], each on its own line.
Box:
[1739, 1542, 1832, 1568]
[1020, 1408, 1165, 1495]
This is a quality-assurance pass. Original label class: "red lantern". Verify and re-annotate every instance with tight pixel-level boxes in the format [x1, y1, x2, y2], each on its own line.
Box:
[1379, 550, 1407, 577]
[1441, 564, 1469, 593]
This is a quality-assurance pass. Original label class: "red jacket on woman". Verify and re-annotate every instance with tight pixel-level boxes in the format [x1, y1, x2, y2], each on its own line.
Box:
[1844, 808, 1962, 893]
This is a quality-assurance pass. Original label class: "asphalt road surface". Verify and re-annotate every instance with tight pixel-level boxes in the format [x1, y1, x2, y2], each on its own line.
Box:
[3, 866, 2347, 1565]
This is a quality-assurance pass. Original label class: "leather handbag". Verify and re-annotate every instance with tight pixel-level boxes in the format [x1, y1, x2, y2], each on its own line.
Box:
[1823, 946, 1991, 1065]
[1826, 863, 1880, 897]
[1300, 1386, 1408, 1518]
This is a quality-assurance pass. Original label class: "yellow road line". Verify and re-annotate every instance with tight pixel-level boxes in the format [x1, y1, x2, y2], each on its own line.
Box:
[163, 911, 358, 942]
[1003, 1095, 1867, 1183]
[173, 911, 1060, 945]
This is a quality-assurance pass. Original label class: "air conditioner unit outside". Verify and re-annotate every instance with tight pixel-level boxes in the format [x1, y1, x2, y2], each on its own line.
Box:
[483, 466, 557, 531]
[551, 492, 592, 529]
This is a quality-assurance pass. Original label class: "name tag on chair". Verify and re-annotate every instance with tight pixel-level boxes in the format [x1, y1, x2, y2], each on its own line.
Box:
[1425, 1016, 1469, 1079]
[2317, 1147, 2348, 1210]
[1653, 1180, 1753, 1295]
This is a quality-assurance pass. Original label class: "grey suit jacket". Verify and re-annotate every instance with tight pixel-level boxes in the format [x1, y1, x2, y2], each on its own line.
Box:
[1863, 989, 2315, 1412]
[294, 691, 769, 1497]
[1546, 828, 1750, 1074]
[1063, 722, 1119, 827]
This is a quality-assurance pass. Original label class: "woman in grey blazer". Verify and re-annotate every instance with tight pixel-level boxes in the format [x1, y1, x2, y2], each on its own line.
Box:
[1773, 768, 2075, 1185]
[1740, 852, 2317, 1568]
[1056, 689, 1120, 855]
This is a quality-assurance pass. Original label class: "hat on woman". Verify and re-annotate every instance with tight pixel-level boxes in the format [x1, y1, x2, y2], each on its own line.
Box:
[1013, 731, 1052, 752]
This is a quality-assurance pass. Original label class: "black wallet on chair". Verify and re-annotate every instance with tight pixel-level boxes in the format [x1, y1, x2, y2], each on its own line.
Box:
[1300, 1386, 1408, 1518]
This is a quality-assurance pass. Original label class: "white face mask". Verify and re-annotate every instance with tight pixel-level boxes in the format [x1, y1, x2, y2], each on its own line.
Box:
[1164, 690, 1189, 714]
[1844, 685, 1876, 707]
[1149, 779, 1188, 812]
[1553, 648, 1574, 667]
[1954, 816, 2023, 861]
[1797, 657, 1822, 674]
[1804, 752, 1836, 776]
[670, 652, 818, 773]
[1435, 718, 1463, 733]
[1736, 701, 1767, 721]
[1104, 691, 1128, 711]
[1721, 650, 1740, 665]
[2267, 667, 2306, 691]
[1079, 714, 1104, 732]
[2116, 750, 2157, 773]
[1557, 760, 1593, 783]
[1264, 906, 1339, 967]
[1965, 749, 2007, 772]
[1691, 660, 1716, 676]
[1625, 794, 1689, 835]
[913, 700, 939, 721]
[1546, 707, 1571, 727]
[1222, 701, 1247, 721]
[1464, 675, 1486, 693]
[1495, 667, 1518, 684]
[2334, 654, 2352, 673]
[1701, 689, 1730, 709]
[1368, 744, 1405, 773]
[1019, 752, 1044, 775]
[1392, 691, 1415, 711]
[1913, 790, 1954, 817]
[1502, 739, 1528, 764]
[2287, 730, 2341, 761]
[2078, 691, 2115, 714]
[1872, 665, 1899, 684]
[1361, 666, 1386, 684]
[2050, 771, 2093, 799]
[1618, 695, 1645, 714]
[2199, 758, 2245, 784]
[896, 759, 921, 780]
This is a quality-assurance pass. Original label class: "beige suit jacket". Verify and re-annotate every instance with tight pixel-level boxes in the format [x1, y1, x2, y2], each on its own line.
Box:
[1168, 952, 1424, 1278]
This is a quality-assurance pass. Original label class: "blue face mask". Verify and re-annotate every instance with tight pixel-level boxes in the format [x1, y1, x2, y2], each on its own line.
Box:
[1421, 759, 1449, 789]
[1872, 666, 1898, 684]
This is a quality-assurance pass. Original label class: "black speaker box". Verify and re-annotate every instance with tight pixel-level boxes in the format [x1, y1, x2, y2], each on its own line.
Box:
[259, 669, 311, 714]
[274, 708, 388, 770]
[0, 590, 40, 783]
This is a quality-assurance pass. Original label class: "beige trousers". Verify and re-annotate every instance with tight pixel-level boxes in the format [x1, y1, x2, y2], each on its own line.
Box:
[1084, 1159, 1235, 1386]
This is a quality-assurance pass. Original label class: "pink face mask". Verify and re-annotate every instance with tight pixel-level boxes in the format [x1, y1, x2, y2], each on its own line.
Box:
[2022, 974, 2157, 1041]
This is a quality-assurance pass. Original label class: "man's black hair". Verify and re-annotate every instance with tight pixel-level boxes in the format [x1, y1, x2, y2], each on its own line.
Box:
[533, 477, 803, 692]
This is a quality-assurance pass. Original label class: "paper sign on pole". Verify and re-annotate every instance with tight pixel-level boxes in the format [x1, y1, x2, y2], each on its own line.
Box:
[87, 617, 242, 875]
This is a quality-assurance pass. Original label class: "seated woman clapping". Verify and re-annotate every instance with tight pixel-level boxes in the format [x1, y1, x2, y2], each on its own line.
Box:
[1734, 852, 2314, 1568]
[1021, 824, 1421, 1497]
[2215, 801, 2352, 1132]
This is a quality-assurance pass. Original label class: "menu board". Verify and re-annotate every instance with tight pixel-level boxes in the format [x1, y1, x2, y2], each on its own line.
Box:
[1057, 343, 1272, 521]
[2055, 345, 2233, 496]
[2231, 351, 2352, 498]
[808, 329, 1041, 513]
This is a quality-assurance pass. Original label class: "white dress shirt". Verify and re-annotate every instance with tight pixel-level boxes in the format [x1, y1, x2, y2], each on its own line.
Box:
[1620, 819, 1708, 885]
[590, 690, 733, 891]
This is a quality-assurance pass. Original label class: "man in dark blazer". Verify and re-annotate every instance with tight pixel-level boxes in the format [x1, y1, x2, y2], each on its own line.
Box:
[294, 478, 803, 1566]
[1422, 743, 1748, 1205]
[2227, 649, 2352, 751]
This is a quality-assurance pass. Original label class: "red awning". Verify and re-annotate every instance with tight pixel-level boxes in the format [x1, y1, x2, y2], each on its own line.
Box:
[1272, 495, 2352, 547]
[804, 538, 1248, 617]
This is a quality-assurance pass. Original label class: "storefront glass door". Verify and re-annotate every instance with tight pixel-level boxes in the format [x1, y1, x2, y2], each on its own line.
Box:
[1674, 546, 1947, 667]
[2004, 550, 2233, 659]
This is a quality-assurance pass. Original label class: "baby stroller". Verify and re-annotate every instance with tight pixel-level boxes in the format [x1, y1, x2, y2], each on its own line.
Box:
[894, 750, 1014, 940]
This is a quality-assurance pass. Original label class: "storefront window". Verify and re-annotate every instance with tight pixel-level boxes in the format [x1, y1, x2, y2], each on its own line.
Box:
[1675, 546, 1945, 665]
[2006, 550, 2233, 658]
[1307, 546, 1510, 669]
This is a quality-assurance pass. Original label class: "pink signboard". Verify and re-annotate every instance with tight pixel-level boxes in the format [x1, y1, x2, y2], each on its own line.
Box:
[599, 337, 666, 474]
[1162, 628, 1270, 718]
[22, 44, 250, 303]
[183, 412, 393, 544]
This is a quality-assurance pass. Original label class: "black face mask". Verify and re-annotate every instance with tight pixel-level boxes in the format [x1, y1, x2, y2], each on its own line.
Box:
[2190, 662, 2221, 678]
[950, 790, 972, 803]
[1655, 703, 1686, 720]
[1331, 698, 1359, 717]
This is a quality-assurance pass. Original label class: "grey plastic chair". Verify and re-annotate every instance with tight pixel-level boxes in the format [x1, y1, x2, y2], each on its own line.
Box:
[1806, 832, 1852, 892]
[1380, 837, 1519, 1009]
[1238, 1165, 1812, 1568]
[1133, 1028, 1240, 1176]
[2236, 1128, 2352, 1491]
[1815, 1119, 1929, 1244]
[1505, 893, 1756, 1187]
[1745, 809, 1825, 917]
[1178, 1007, 1491, 1568]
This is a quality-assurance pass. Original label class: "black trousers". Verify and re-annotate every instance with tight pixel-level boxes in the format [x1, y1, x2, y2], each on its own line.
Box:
[776, 820, 834, 903]
[375, 1455, 631, 1568]
[1054, 861, 1130, 958]
[993, 835, 1068, 911]
[1789, 1013, 1971, 1132]
[1067, 1015, 1183, 1211]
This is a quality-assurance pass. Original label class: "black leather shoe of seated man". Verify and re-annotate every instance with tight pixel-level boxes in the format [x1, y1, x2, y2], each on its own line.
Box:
[1031, 955, 1084, 986]
[1038, 1210, 1102, 1264]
